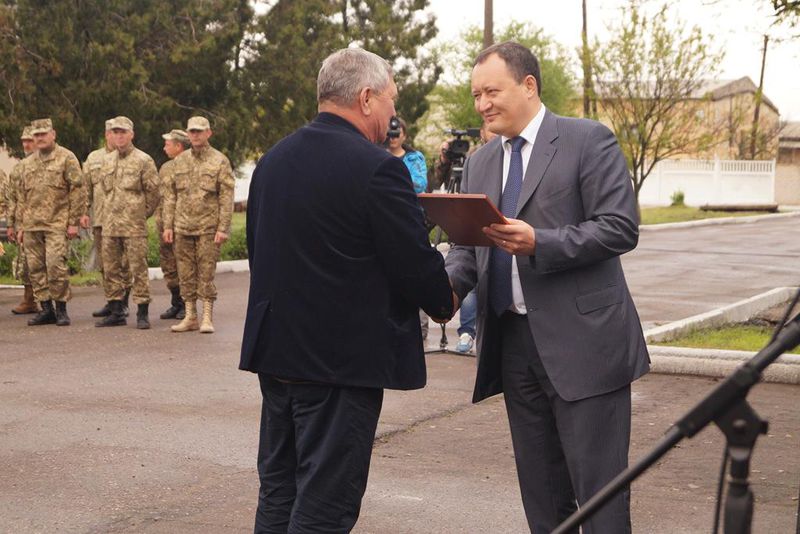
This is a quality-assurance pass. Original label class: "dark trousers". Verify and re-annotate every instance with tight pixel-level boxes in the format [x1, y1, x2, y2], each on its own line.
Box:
[254, 374, 383, 534]
[499, 312, 632, 534]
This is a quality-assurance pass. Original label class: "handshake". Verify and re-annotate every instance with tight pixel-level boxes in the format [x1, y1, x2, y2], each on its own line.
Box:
[429, 285, 460, 325]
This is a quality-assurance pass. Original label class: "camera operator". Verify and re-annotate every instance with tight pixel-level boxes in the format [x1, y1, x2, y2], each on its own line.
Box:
[432, 123, 496, 352]
[386, 117, 427, 193]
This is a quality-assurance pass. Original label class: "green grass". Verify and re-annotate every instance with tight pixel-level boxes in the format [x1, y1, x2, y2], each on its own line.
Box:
[654, 324, 800, 354]
[0, 271, 102, 287]
[640, 205, 766, 225]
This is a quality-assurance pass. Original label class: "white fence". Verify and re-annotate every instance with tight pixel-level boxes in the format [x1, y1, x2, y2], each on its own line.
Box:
[638, 159, 776, 206]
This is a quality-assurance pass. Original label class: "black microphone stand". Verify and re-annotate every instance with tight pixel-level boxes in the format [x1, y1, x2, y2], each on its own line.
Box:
[553, 306, 800, 534]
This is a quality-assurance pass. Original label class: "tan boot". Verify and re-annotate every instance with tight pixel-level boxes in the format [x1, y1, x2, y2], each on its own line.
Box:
[12, 285, 39, 315]
[171, 300, 199, 332]
[199, 300, 215, 334]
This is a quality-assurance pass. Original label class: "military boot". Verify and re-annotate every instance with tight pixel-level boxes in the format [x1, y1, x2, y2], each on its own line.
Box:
[95, 300, 127, 327]
[171, 300, 199, 332]
[160, 286, 184, 320]
[55, 301, 71, 326]
[28, 300, 56, 326]
[92, 301, 112, 317]
[199, 300, 215, 334]
[136, 303, 150, 330]
[122, 289, 131, 317]
[12, 285, 39, 315]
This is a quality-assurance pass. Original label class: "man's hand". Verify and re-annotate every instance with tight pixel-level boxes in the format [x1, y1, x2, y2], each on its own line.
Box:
[214, 231, 229, 245]
[162, 229, 173, 244]
[67, 225, 79, 239]
[430, 290, 460, 324]
[79, 215, 90, 229]
[483, 218, 536, 256]
[16, 230, 23, 244]
[439, 141, 450, 164]
[6, 227, 15, 241]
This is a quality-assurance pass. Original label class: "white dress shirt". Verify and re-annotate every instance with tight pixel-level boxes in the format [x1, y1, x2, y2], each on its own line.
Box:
[499, 104, 546, 315]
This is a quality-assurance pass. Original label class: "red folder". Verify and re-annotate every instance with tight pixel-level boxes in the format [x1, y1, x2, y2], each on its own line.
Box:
[418, 193, 507, 247]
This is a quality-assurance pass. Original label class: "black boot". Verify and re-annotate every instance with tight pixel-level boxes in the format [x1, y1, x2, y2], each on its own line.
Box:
[122, 289, 130, 317]
[95, 300, 126, 327]
[92, 302, 112, 317]
[160, 287, 184, 320]
[55, 301, 71, 326]
[136, 303, 150, 330]
[28, 300, 56, 326]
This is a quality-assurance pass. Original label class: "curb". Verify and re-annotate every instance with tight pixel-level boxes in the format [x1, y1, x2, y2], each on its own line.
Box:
[643, 287, 798, 343]
[639, 210, 800, 232]
[648, 345, 800, 385]
[148, 259, 250, 280]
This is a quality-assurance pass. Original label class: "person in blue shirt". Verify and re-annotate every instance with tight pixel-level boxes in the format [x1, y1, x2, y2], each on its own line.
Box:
[387, 117, 428, 193]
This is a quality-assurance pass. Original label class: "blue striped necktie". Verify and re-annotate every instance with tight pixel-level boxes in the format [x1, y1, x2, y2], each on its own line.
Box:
[489, 136, 527, 316]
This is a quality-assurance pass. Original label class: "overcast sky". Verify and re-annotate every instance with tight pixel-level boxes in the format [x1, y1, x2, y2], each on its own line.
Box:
[424, 0, 800, 121]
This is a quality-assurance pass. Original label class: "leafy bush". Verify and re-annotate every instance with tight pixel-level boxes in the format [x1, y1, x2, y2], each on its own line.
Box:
[220, 227, 247, 261]
[670, 190, 685, 207]
[0, 241, 18, 277]
[67, 238, 93, 275]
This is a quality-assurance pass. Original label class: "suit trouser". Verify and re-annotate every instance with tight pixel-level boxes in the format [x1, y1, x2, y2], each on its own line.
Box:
[255, 374, 383, 534]
[25, 230, 71, 302]
[499, 312, 632, 534]
[174, 233, 219, 302]
[101, 236, 150, 304]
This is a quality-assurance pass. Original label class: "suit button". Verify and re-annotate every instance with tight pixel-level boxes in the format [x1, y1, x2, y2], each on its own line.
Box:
[527, 307, 536, 312]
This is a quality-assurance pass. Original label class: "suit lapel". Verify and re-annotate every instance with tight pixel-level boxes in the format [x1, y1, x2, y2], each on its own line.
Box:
[515, 110, 559, 217]
[474, 137, 503, 207]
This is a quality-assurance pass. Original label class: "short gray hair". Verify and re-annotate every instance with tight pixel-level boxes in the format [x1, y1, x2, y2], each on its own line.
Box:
[317, 48, 393, 106]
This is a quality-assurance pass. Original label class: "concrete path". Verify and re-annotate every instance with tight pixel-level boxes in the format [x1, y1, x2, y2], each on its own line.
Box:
[1, 216, 798, 533]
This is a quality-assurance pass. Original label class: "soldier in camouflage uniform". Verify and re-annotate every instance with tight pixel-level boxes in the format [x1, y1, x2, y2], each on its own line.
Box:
[95, 116, 160, 329]
[84, 119, 132, 319]
[11, 118, 84, 326]
[163, 116, 234, 334]
[156, 129, 189, 320]
[3, 126, 39, 315]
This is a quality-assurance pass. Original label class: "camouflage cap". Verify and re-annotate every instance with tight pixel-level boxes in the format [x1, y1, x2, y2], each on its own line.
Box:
[105, 119, 115, 131]
[29, 118, 54, 135]
[109, 116, 134, 131]
[20, 126, 34, 140]
[186, 116, 210, 131]
[162, 129, 189, 142]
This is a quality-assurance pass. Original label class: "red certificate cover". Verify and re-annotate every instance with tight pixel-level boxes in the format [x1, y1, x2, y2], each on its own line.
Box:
[418, 193, 507, 246]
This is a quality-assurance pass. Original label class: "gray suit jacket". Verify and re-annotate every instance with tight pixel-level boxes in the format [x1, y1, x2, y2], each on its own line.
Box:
[445, 110, 650, 403]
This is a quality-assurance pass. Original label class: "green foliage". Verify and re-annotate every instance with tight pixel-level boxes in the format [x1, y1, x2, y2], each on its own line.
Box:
[655, 323, 800, 354]
[433, 22, 577, 131]
[67, 238, 93, 275]
[220, 227, 247, 261]
[669, 190, 685, 207]
[592, 1, 724, 201]
[0, 241, 16, 277]
[639, 206, 765, 225]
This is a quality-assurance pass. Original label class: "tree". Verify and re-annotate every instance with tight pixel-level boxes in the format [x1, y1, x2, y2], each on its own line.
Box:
[433, 22, 577, 132]
[0, 0, 253, 164]
[592, 1, 724, 203]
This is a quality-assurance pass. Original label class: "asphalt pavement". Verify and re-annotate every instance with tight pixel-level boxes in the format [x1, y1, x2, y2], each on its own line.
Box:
[0, 216, 798, 533]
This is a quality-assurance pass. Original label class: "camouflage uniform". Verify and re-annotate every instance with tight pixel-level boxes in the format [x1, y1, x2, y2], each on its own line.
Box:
[14, 143, 83, 303]
[84, 146, 131, 277]
[6, 161, 32, 285]
[156, 158, 180, 291]
[100, 144, 160, 305]
[163, 144, 234, 304]
[0, 169, 7, 219]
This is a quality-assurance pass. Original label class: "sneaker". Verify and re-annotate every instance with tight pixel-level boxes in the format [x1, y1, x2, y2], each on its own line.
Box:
[456, 333, 474, 353]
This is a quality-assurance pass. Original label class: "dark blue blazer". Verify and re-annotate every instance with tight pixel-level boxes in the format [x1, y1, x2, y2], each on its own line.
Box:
[239, 113, 454, 390]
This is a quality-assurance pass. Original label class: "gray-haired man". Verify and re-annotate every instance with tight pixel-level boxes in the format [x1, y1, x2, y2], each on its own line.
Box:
[240, 47, 455, 533]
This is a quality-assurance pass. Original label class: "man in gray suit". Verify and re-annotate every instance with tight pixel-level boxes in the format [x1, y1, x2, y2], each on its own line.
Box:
[445, 41, 650, 533]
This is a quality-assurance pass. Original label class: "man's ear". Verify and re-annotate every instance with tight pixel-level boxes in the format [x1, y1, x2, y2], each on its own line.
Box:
[525, 75, 538, 98]
[359, 87, 373, 116]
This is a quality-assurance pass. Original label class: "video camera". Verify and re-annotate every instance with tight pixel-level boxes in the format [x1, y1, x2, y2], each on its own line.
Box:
[386, 116, 401, 139]
[443, 127, 481, 162]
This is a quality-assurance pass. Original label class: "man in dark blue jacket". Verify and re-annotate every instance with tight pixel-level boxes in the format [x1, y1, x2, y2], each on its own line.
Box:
[240, 47, 455, 533]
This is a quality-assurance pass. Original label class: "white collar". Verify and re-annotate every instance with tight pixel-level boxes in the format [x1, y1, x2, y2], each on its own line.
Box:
[500, 103, 546, 150]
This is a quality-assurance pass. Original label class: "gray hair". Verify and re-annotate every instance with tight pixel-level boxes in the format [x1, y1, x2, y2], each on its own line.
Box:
[317, 48, 393, 106]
